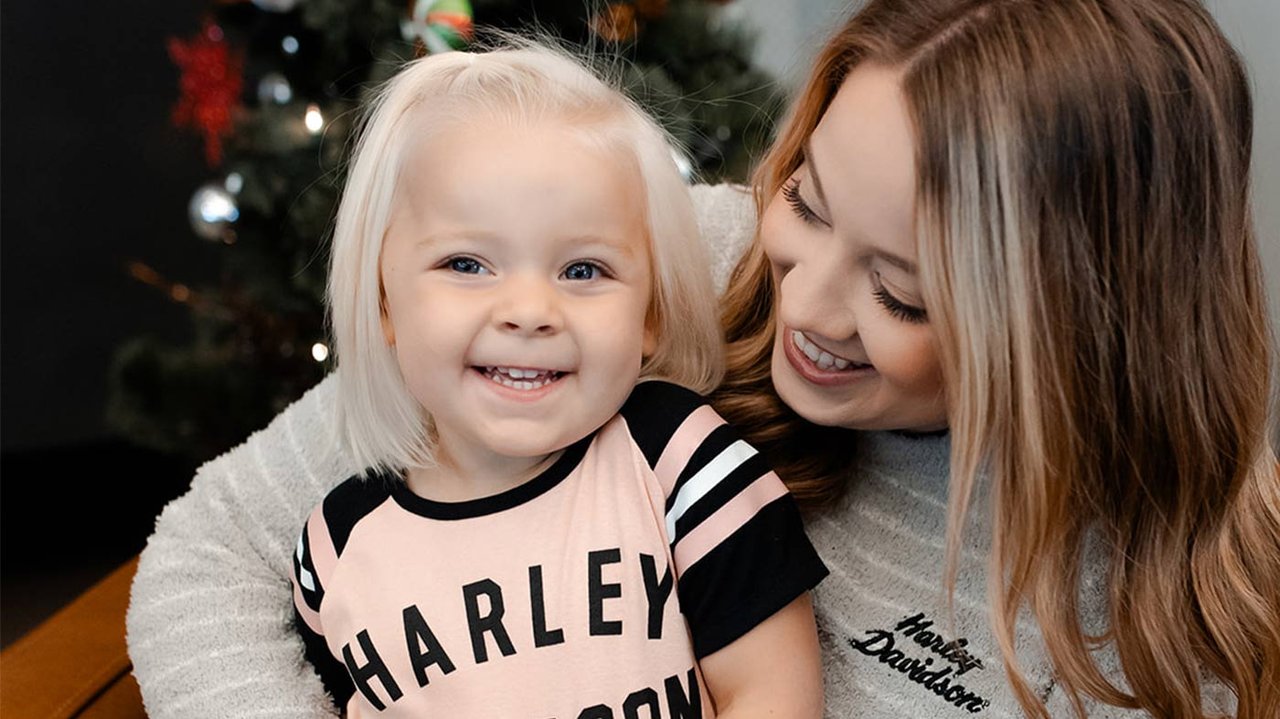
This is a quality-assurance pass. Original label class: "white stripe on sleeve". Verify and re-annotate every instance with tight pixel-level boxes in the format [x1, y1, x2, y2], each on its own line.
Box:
[297, 533, 316, 591]
[665, 439, 758, 542]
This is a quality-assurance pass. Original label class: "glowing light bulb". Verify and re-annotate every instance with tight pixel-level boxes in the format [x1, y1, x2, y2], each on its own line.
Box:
[305, 104, 324, 134]
[282, 35, 299, 55]
[311, 342, 330, 362]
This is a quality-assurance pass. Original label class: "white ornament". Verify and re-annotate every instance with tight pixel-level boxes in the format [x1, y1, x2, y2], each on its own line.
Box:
[188, 182, 239, 241]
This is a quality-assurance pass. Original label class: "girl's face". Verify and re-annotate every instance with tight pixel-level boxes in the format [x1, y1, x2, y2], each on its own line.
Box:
[760, 63, 947, 432]
[379, 118, 656, 477]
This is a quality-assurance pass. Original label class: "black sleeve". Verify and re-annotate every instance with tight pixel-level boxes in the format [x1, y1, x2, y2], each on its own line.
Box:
[293, 608, 356, 710]
[620, 380, 829, 658]
[677, 495, 828, 658]
[290, 474, 395, 710]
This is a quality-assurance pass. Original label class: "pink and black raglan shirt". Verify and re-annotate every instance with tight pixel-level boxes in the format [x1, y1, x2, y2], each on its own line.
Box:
[290, 380, 828, 718]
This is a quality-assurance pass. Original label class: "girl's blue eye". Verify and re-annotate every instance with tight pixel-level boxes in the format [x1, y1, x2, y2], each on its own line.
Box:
[447, 257, 485, 274]
[562, 262, 602, 281]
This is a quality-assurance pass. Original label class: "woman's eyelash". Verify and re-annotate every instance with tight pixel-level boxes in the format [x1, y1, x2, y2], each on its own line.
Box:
[872, 281, 928, 324]
[782, 177, 828, 227]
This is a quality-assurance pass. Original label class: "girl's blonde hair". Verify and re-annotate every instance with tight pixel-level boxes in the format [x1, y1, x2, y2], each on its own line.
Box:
[329, 41, 723, 475]
[716, 0, 1280, 716]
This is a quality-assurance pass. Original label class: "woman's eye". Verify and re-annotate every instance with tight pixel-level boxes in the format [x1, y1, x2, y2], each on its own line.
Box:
[872, 275, 928, 324]
[782, 177, 830, 228]
[446, 256, 486, 275]
[562, 261, 604, 281]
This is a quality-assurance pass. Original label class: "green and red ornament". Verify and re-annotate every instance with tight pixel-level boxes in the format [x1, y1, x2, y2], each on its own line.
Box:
[401, 0, 474, 56]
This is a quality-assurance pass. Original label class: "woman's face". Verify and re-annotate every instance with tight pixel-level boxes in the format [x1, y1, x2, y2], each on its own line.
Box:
[761, 63, 947, 432]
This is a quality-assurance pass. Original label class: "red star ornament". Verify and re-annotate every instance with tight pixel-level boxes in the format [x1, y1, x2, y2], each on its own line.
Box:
[168, 21, 244, 167]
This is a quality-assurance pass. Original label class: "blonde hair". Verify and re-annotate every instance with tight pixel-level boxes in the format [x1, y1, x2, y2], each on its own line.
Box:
[329, 41, 723, 475]
[716, 0, 1280, 716]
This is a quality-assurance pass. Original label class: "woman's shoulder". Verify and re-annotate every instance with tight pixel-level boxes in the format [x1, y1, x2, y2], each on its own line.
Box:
[690, 183, 755, 293]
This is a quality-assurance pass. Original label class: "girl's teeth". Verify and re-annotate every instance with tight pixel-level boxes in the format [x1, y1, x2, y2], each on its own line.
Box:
[484, 366, 557, 390]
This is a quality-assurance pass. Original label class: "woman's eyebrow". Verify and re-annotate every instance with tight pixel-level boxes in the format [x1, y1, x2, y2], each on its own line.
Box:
[802, 140, 830, 208]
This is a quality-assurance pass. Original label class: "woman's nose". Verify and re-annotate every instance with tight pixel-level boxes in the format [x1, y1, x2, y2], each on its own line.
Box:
[777, 254, 858, 340]
[492, 274, 563, 336]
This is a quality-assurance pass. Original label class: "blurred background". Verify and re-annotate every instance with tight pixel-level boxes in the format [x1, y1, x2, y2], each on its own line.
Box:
[2, 0, 1276, 648]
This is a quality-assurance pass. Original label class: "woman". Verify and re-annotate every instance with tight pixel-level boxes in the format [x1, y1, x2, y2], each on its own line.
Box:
[128, 1, 1279, 717]
[714, 0, 1278, 716]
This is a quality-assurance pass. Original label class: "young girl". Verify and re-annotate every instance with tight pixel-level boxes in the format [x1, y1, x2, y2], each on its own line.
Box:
[289, 44, 826, 717]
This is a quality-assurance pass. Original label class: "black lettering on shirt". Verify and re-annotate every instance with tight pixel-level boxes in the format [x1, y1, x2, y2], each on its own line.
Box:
[529, 565, 566, 648]
[622, 687, 661, 719]
[846, 614, 993, 714]
[402, 605, 456, 687]
[462, 578, 516, 664]
[342, 629, 403, 711]
[588, 549, 623, 636]
[664, 667, 702, 719]
[640, 553, 673, 640]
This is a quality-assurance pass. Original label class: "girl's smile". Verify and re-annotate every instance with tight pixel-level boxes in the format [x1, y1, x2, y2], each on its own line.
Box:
[477, 366, 567, 391]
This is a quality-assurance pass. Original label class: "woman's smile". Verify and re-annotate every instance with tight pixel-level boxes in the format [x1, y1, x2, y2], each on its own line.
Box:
[783, 328, 875, 386]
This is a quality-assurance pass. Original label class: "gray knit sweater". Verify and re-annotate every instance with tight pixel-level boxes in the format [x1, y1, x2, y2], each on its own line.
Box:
[126, 185, 1227, 717]
[810, 430, 1159, 718]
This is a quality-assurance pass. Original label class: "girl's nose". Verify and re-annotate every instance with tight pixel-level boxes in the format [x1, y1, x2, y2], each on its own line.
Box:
[493, 274, 563, 336]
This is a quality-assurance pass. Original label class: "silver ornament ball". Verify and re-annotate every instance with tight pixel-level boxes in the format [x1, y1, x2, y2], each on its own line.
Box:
[257, 72, 293, 105]
[251, 0, 300, 12]
[188, 182, 239, 242]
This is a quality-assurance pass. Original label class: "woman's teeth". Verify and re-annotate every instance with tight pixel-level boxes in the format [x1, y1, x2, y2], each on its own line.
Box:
[482, 366, 561, 390]
[792, 330, 859, 371]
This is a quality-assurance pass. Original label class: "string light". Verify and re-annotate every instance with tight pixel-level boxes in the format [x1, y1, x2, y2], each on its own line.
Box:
[126, 261, 225, 317]
[281, 35, 300, 55]
[304, 104, 324, 134]
[311, 342, 330, 362]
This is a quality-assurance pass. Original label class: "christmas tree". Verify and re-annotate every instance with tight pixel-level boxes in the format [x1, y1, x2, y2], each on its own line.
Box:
[109, 0, 782, 463]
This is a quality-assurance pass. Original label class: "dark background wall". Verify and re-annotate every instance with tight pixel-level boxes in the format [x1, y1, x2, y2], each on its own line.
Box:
[1, 0, 220, 645]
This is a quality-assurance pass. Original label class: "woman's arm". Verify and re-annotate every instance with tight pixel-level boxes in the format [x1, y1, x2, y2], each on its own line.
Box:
[126, 373, 356, 719]
[700, 593, 825, 718]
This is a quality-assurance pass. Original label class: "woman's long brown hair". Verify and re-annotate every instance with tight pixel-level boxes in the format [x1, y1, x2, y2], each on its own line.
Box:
[714, 1, 1280, 716]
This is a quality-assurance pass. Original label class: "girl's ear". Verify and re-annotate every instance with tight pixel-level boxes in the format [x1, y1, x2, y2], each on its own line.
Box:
[642, 307, 659, 357]
[380, 290, 396, 347]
